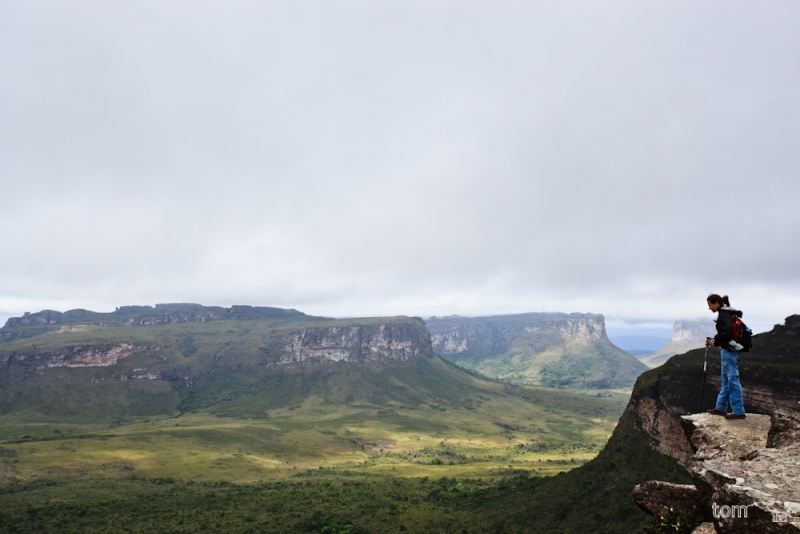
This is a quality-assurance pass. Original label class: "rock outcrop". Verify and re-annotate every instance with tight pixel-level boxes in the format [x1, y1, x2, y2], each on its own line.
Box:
[634, 411, 800, 533]
[622, 315, 800, 467]
[640, 320, 716, 368]
[281, 323, 425, 364]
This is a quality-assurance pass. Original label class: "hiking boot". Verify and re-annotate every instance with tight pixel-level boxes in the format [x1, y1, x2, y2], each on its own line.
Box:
[725, 414, 746, 420]
[707, 408, 727, 416]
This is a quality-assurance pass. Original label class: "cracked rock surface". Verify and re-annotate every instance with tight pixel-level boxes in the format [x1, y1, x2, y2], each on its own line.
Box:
[635, 411, 800, 533]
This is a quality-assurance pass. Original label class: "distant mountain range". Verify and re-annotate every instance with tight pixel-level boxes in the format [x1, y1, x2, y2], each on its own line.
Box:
[425, 312, 648, 390]
[638, 319, 716, 368]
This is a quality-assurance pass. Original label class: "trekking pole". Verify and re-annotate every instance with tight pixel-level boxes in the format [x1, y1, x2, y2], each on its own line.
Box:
[699, 344, 708, 413]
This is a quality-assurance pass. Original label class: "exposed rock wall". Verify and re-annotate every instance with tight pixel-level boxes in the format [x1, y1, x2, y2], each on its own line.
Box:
[640, 319, 716, 368]
[281, 323, 425, 364]
[626, 395, 697, 466]
[6, 344, 161, 369]
[634, 412, 800, 533]
[426, 312, 646, 389]
[624, 315, 800, 466]
[428, 312, 608, 357]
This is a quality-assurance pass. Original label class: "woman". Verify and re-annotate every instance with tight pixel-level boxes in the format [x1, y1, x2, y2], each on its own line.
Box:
[705, 294, 746, 420]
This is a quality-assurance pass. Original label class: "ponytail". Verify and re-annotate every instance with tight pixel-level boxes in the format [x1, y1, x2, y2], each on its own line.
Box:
[707, 293, 730, 307]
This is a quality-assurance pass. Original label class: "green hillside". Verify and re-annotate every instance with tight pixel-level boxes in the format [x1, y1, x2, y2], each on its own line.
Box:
[0, 305, 624, 487]
[0, 312, 427, 423]
[426, 313, 648, 390]
[0, 304, 712, 534]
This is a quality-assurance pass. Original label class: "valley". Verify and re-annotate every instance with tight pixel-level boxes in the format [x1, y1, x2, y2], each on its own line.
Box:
[0, 304, 629, 532]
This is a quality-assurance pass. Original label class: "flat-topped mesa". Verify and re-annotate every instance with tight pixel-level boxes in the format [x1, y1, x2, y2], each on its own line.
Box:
[634, 411, 800, 533]
[640, 319, 716, 368]
[0, 304, 309, 342]
[280, 322, 429, 364]
[426, 312, 646, 389]
[1, 309, 431, 371]
[429, 312, 609, 355]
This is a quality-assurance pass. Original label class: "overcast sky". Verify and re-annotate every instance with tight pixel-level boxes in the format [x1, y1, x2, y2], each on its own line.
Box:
[2, 0, 799, 333]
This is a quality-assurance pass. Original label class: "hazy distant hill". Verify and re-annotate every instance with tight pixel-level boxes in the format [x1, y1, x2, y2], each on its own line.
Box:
[426, 313, 648, 389]
[639, 319, 715, 368]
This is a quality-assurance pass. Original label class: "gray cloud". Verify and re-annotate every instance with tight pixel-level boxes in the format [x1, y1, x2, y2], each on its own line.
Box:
[2, 0, 799, 332]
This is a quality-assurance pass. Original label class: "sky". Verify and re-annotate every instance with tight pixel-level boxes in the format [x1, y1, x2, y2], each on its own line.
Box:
[2, 0, 799, 334]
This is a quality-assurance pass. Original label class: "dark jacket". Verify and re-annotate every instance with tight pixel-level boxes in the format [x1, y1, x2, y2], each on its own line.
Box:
[714, 306, 743, 347]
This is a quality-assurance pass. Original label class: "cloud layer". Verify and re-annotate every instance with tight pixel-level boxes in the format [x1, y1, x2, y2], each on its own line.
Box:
[2, 1, 799, 332]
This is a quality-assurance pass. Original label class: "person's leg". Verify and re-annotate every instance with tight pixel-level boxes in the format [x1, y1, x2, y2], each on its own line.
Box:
[721, 348, 745, 416]
[715, 351, 730, 413]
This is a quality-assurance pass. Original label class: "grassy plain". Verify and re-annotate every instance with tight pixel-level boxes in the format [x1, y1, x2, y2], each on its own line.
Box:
[0, 385, 621, 484]
[0, 308, 642, 532]
[0, 386, 625, 533]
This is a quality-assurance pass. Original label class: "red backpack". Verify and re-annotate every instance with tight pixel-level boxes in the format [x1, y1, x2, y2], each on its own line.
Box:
[732, 316, 753, 353]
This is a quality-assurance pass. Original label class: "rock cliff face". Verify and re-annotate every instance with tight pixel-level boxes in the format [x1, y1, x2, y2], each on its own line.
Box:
[634, 411, 800, 533]
[283, 324, 422, 364]
[426, 312, 647, 389]
[0, 306, 433, 419]
[615, 314, 800, 533]
[23, 343, 161, 368]
[622, 315, 800, 467]
[640, 320, 716, 368]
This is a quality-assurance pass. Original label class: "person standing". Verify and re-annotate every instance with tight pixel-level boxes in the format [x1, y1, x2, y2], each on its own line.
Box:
[705, 294, 746, 420]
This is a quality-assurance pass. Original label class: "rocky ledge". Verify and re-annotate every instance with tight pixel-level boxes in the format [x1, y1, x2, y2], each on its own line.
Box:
[634, 411, 800, 533]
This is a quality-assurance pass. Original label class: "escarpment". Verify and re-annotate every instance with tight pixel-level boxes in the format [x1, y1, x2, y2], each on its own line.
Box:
[0, 306, 434, 419]
[621, 315, 800, 532]
[0, 304, 306, 341]
[622, 315, 800, 466]
[426, 312, 647, 389]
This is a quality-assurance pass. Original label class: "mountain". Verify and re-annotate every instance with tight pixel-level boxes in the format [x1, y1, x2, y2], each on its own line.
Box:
[452, 314, 800, 533]
[639, 319, 716, 368]
[0, 304, 443, 421]
[0, 304, 620, 437]
[0, 305, 632, 532]
[426, 312, 648, 389]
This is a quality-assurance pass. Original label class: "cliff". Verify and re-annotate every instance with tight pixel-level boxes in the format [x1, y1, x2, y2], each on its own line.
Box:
[623, 315, 800, 467]
[0, 306, 434, 421]
[426, 312, 648, 389]
[450, 315, 800, 533]
[640, 319, 716, 368]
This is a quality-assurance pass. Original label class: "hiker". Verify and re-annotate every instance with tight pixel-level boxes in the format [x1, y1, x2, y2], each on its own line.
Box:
[705, 294, 746, 420]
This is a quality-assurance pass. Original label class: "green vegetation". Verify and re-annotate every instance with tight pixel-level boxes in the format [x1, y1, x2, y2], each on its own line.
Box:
[641, 507, 703, 534]
[426, 313, 648, 390]
[0, 305, 634, 531]
[0, 356, 622, 482]
[10, 307, 795, 532]
[0, 416, 690, 533]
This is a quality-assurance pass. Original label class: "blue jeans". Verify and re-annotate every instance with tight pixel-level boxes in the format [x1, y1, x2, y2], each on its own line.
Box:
[716, 347, 745, 416]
